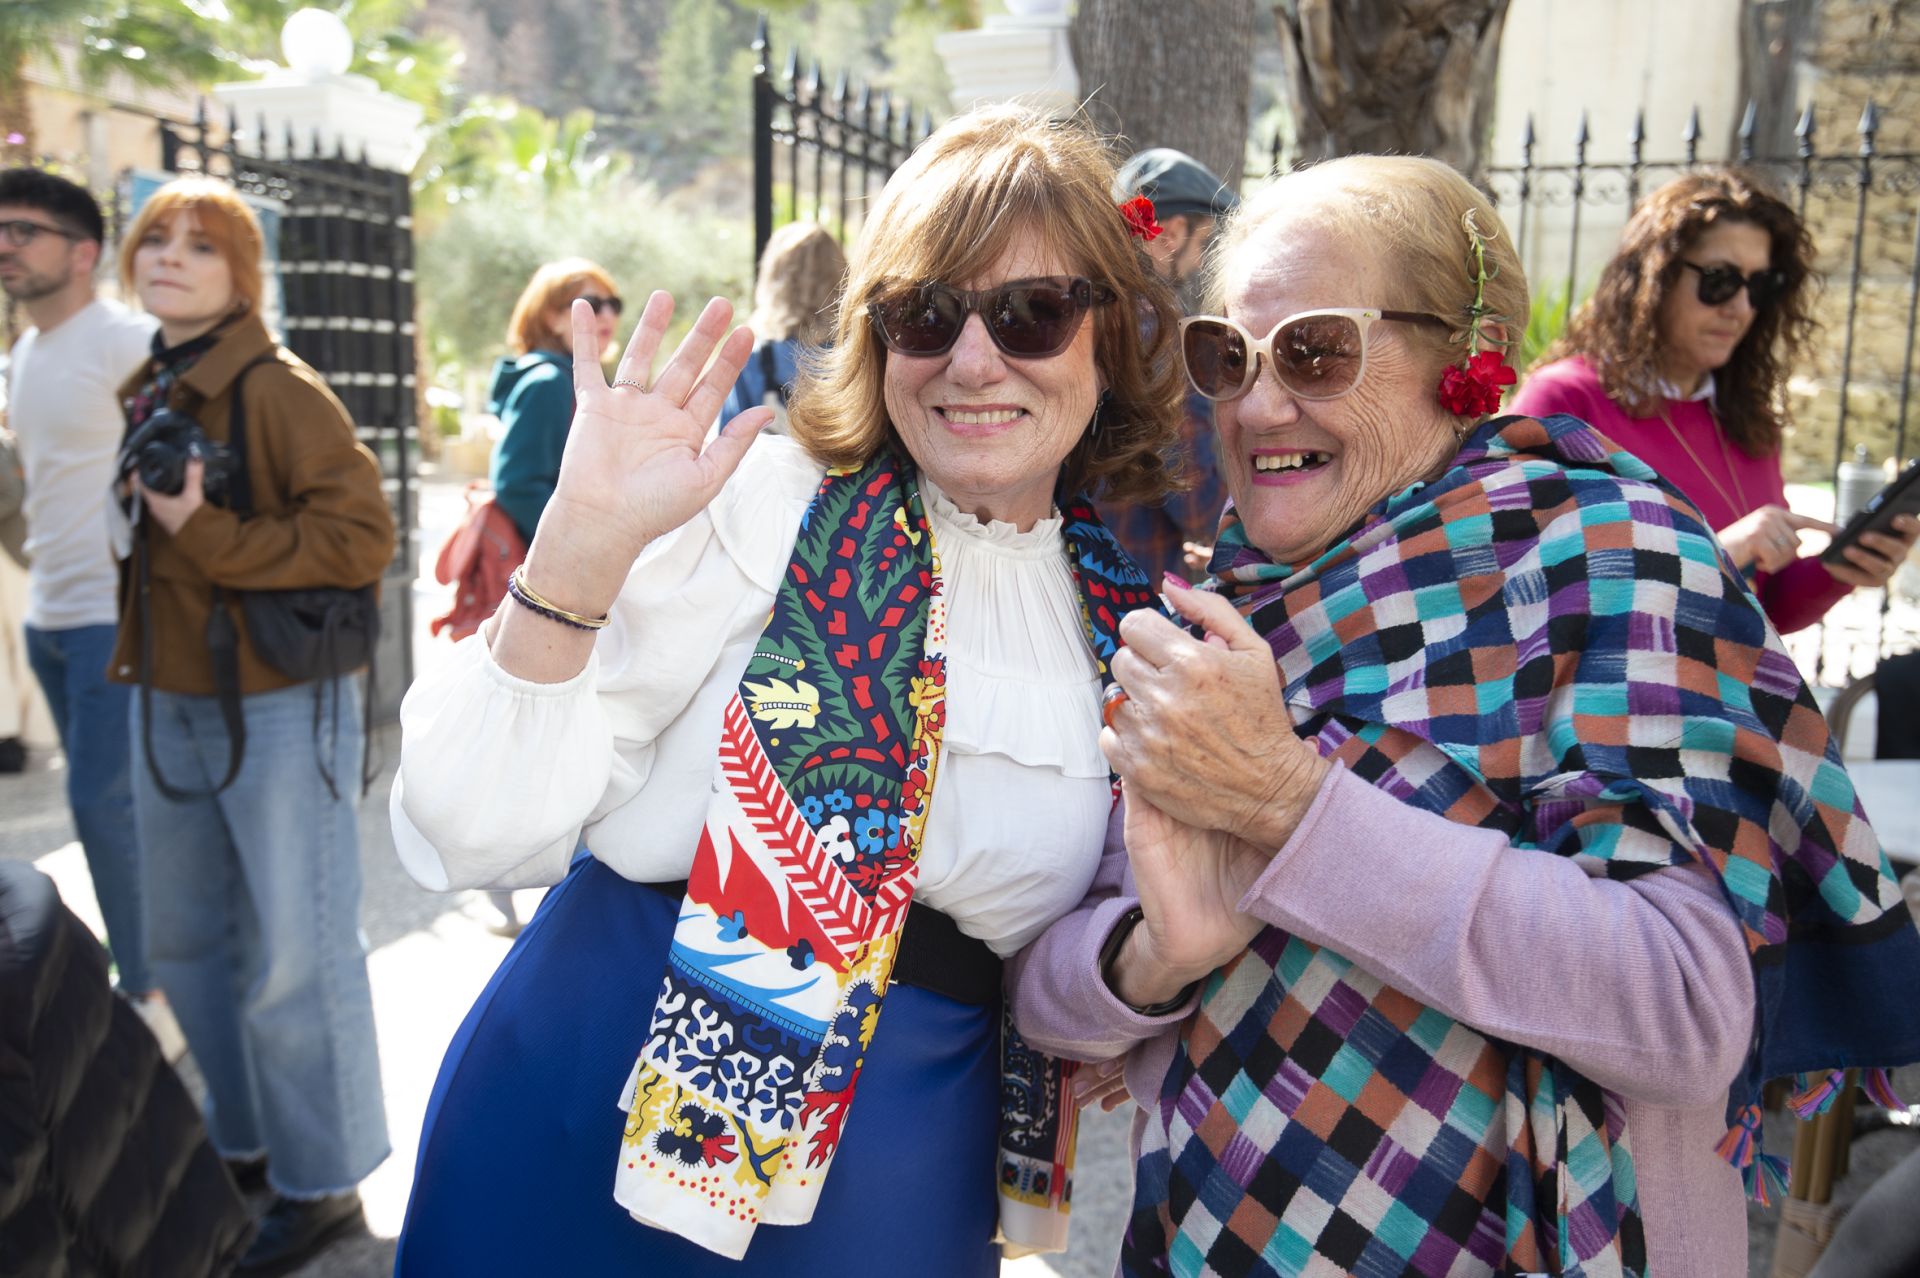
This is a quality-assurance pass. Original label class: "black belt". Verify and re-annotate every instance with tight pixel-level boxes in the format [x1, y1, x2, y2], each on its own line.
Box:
[643, 880, 1001, 1006]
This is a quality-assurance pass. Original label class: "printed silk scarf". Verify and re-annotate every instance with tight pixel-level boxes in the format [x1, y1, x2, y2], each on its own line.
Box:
[614, 451, 1155, 1259]
[1126, 414, 1920, 1278]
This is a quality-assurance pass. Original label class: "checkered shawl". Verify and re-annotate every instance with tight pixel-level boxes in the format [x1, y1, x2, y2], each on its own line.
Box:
[1125, 414, 1920, 1277]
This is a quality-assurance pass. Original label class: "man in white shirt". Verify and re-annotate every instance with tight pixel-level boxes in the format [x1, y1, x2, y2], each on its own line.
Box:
[0, 168, 177, 1051]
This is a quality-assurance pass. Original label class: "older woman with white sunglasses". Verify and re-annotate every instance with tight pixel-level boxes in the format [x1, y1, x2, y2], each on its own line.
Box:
[1013, 154, 1920, 1278]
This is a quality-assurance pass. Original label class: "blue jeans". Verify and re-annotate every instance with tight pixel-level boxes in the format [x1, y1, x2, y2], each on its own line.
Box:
[24, 622, 150, 995]
[133, 677, 390, 1196]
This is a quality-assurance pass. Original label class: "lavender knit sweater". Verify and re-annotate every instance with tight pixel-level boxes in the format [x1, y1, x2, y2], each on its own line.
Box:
[1011, 765, 1755, 1277]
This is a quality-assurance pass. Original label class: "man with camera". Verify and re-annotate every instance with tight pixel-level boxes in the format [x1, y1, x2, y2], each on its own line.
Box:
[0, 168, 179, 1057]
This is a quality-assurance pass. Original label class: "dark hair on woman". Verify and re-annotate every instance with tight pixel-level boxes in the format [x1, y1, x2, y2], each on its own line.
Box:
[1543, 168, 1817, 457]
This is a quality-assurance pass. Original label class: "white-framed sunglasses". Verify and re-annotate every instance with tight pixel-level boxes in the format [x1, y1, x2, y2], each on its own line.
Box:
[1180, 308, 1450, 402]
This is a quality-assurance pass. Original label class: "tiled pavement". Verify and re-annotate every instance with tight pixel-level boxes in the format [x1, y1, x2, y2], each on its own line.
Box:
[5, 468, 1916, 1276]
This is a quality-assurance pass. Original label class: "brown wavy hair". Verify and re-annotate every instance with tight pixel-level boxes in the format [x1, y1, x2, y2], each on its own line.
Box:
[1543, 169, 1817, 456]
[787, 104, 1185, 505]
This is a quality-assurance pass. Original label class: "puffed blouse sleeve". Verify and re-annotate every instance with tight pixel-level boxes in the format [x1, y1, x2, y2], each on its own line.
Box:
[391, 436, 824, 891]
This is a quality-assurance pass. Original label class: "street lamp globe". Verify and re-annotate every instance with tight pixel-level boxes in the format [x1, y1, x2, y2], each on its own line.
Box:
[281, 8, 354, 78]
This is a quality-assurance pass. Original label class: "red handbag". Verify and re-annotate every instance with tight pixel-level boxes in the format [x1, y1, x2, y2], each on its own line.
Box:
[431, 482, 527, 641]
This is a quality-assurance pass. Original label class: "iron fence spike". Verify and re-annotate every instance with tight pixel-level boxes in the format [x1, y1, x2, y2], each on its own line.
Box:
[1861, 100, 1882, 136]
[1740, 99, 1757, 138]
[1797, 100, 1817, 139]
[1575, 110, 1590, 146]
[834, 70, 849, 102]
[1683, 106, 1701, 142]
[783, 44, 798, 82]
[753, 13, 768, 47]
[1520, 113, 1535, 148]
[1629, 109, 1645, 145]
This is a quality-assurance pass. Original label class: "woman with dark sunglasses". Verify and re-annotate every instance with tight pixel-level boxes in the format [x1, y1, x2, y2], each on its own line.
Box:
[1012, 155, 1920, 1278]
[390, 105, 1183, 1275]
[1512, 169, 1919, 633]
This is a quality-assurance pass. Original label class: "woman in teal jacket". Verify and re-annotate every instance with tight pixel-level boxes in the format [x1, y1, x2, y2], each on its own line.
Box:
[489, 259, 622, 543]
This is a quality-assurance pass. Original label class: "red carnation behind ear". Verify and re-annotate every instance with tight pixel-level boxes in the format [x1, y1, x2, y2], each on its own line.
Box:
[1438, 350, 1517, 417]
[1119, 195, 1163, 242]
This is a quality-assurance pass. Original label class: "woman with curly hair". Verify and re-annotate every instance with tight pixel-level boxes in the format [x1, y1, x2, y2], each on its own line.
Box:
[390, 104, 1183, 1274]
[1512, 168, 1920, 633]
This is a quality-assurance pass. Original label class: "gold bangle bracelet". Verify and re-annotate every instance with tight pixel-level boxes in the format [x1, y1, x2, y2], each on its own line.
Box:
[509, 565, 611, 630]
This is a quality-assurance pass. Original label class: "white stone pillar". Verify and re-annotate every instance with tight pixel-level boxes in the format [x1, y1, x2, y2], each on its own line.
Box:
[210, 8, 424, 172]
[933, 0, 1079, 117]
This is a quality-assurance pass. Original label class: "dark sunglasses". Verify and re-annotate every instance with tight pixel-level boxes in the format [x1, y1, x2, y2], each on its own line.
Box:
[577, 293, 624, 317]
[1180, 308, 1449, 402]
[1681, 261, 1788, 309]
[867, 275, 1115, 359]
[0, 219, 83, 248]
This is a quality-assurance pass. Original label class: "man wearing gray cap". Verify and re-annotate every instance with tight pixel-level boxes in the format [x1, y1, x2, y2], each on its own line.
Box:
[1099, 147, 1234, 579]
[1114, 147, 1238, 313]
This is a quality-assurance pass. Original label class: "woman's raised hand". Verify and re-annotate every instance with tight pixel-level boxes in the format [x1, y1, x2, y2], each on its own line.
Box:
[534, 293, 773, 608]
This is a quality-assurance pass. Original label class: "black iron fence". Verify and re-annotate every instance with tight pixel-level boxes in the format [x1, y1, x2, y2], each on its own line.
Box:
[749, 17, 936, 267]
[155, 103, 417, 718]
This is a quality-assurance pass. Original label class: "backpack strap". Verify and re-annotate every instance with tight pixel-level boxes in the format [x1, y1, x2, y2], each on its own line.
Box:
[758, 341, 788, 407]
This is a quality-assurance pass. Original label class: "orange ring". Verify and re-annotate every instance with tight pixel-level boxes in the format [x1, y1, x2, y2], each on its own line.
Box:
[1102, 682, 1130, 729]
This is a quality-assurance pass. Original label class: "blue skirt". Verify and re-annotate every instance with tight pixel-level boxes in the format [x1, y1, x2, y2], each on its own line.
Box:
[395, 855, 1003, 1276]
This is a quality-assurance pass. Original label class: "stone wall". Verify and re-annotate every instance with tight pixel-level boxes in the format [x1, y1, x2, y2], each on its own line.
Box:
[1783, 2, 1920, 481]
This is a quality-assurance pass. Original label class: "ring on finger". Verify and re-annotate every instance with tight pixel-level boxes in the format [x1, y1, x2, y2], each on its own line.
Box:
[1102, 683, 1130, 729]
[612, 378, 648, 391]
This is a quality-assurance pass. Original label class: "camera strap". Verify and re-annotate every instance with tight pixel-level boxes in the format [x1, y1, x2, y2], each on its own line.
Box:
[137, 515, 247, 799]
[215, 354, 378, 801]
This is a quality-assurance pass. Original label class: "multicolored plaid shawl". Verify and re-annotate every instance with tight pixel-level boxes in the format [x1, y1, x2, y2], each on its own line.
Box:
[613, 451, 1156, 1259]
[1125, 414, 1920, 1277]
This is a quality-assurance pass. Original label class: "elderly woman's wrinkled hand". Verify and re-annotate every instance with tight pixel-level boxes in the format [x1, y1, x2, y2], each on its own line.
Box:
[1101, 577, 1330, 852]
[1112, 789, 1267, 1009]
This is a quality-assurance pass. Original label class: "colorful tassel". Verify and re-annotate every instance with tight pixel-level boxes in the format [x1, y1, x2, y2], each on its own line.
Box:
[1745, 1151, 1790, 1208]
[1715, 1103, 1763, 1170]
[1862, 1066, 1905, 1110]
[1787, 1070, 1846, 1119]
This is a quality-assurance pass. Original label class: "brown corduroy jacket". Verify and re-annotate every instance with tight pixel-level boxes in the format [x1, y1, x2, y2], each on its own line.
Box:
[109, 314, 395, 696]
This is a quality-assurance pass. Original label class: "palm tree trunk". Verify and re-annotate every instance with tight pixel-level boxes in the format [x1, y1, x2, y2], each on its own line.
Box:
[1274, 0, 1511, 177]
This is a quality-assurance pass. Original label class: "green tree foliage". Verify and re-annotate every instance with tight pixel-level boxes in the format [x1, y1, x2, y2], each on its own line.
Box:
[417, 174, 752, 371]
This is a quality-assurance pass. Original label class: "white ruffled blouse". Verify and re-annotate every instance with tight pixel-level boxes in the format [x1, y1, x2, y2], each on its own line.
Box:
[392, 434, 1112, 957]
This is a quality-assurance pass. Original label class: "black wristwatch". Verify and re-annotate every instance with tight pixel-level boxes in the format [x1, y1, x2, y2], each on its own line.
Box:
[1099, 904, 1200, 1017]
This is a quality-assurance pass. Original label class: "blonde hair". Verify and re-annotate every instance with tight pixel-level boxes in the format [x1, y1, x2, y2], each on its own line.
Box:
[1211, 156, 1529, 377]
[750, 222, 847, 344]
[506, 258, 618, 355]
[119, 176, 266, 315]
[788, 104, 1185, 504]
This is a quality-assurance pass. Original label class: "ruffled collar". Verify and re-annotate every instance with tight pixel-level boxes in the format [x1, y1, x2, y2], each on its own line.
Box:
[920, 477, 1065, 560]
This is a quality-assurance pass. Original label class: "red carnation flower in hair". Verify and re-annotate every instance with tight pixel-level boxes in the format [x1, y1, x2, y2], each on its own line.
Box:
[1119, 195, 1163, 242]
[1437, 349, 1517, 417]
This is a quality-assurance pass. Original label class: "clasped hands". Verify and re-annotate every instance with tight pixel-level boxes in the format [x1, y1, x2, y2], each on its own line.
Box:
[1096, 577, 1330, 1011]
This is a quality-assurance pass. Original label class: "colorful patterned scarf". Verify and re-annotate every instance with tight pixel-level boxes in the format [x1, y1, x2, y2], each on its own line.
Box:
[121, 326, 223, 433]
[1125, 414, 1920, 1277]
[615, 451, 1155, 1259]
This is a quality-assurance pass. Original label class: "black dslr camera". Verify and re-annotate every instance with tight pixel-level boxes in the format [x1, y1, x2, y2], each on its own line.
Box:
[117, 407, 236, 505]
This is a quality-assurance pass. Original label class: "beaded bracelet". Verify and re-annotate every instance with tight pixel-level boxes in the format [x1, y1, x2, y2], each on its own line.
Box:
[506, 565, 611, 631]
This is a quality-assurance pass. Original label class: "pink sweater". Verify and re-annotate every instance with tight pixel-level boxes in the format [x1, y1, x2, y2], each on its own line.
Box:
[1510, 357, 1850, 634]
[1010, 766, 1755, 1277]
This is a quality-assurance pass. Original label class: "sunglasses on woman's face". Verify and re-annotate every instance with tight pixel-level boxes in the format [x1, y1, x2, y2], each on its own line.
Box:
[577, 293, 624, 317]
[1681, 261, 1787, 310]
[1180, 308, 1450, 403]
[867, 275, 1116, 359]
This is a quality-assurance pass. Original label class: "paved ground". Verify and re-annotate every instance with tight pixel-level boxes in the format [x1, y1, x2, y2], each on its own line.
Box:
[4, 467, 1914, 1277]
